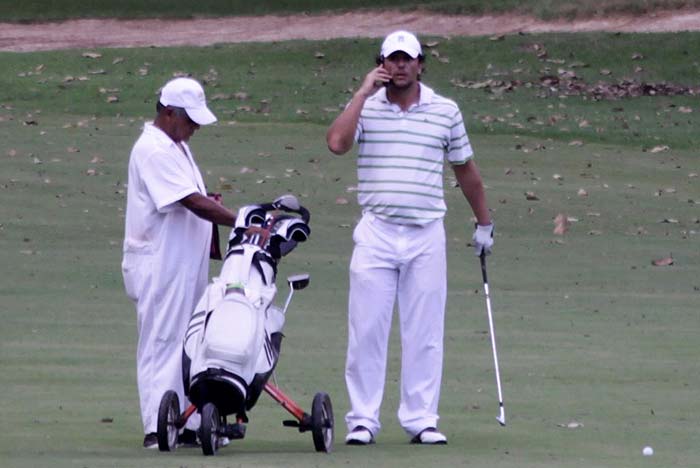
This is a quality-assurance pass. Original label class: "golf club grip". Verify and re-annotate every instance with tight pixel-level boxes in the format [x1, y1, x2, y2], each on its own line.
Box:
[480, 252, 488, 284]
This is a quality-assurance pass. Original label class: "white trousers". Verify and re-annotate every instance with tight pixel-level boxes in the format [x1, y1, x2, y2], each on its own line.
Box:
[123, 253, 203, 434]
[345, 213, 446, 437]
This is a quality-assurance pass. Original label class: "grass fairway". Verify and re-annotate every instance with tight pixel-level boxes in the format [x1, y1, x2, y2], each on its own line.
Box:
[1, 34, 699, 467]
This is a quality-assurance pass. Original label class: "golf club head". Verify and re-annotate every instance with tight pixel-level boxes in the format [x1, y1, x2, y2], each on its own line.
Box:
[273, 194, 300, 212]
[496, 408, 506, 426]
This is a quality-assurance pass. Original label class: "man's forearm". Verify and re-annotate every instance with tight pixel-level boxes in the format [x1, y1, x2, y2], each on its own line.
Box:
[453, 161, 491, 225]
[180, 193, 236, 226]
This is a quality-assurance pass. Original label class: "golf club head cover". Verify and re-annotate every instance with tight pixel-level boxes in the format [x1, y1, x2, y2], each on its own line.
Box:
[473, 223, 494, 256]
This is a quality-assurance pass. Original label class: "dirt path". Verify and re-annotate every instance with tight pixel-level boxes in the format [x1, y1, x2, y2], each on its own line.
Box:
[1, 9, 700, 52]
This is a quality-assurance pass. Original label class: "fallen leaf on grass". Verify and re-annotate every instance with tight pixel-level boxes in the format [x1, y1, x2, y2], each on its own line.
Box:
[314, 51, 325, 59]
[100, 417, 113, 423]
[649, 145, 670, 153]
[652, 256, 674, 266]
[82, 52, 102, 59]
[553, 214, 570, 235]
[577, 188, 588, 197]
[67, 147, 80, 153]
[557, 421, 583, 429]
[335, 197, 349, 205]
[524, 191, 539, 201]
[660, 218, 679, 224]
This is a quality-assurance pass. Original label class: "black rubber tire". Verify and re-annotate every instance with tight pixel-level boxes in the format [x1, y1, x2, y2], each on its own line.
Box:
[200, 403, 219, 456]
[311, 392, 334, 453]
[156, 390, 180, 452]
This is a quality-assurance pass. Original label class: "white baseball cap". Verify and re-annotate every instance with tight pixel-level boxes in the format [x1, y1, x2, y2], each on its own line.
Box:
[159, 77, 217, 125]
[380, 30, 423, 59]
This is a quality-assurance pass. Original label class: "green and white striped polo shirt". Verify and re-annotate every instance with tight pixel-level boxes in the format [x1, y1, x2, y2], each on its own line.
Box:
[354, 83, 473, 225]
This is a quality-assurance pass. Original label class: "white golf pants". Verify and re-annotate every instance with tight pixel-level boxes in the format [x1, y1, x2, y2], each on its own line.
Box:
[123, 253, 201, 434]
[345, 213, 446, 437]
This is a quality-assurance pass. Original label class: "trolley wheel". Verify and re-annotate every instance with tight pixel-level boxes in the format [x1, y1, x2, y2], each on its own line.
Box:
[156, 390, 180, 452]
[311, 392, 334, 453]
[200, 403, 220, 456]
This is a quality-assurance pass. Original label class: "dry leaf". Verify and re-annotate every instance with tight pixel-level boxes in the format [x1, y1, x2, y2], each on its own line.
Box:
[106, 96, 119, 103]
[82, 52, 102, 59]
[239, 167, 256, 174]
[678, 106, 692, 113]
[661, 218, 679, 224]
[314, 52, 325, 59]
[568, 140, 584, 146]
[524, 191, 539, 201]
[553, 174, 563, 181]
[649, 145, 670, 153]
[67, 147, 80, 153]
[553, 214, 570, 235]
[557, 421, 584, 429]
[284, 144, 295, 150]
[335, 197, 349, 205]
[652, 256, 673, 266]
[112, 57, 124, 65]
[424, 40, 440, 48]
[577, 188, 588, 197]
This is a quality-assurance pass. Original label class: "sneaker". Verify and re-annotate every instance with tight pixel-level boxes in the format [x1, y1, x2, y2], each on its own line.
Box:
[177, 429, 200, 448]
[410, 427, 447, 445]
[219, 436, 231, 448]
[143, 432, 158, 449]
[345, 426, 374, 445]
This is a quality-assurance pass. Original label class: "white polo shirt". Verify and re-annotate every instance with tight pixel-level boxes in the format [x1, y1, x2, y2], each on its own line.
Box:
[122, 122, 212, 308]
[354, 83, 473, 225]
[123, 122, 210, 256]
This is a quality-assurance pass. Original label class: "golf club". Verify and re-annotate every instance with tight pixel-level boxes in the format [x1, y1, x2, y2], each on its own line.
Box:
[479, 252, 506, 426]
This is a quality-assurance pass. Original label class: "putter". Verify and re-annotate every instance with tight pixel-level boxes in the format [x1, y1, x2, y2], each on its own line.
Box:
[479, 252, 506, 426]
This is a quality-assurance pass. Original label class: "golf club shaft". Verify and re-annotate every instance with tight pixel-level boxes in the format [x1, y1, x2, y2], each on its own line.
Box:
[480, 253, 506, 424]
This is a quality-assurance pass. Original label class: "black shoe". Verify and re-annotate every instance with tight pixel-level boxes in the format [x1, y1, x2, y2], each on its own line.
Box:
[143, 432, 158, 449]
[177, 429, 200, 447]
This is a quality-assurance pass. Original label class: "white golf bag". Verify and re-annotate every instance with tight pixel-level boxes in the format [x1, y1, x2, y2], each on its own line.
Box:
[181, 196, 311, 418]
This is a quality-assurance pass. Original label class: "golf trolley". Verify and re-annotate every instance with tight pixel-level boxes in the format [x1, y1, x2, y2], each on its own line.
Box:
[156, 194, 334, 456]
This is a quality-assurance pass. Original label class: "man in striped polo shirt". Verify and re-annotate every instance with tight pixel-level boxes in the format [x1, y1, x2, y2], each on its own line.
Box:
[327, 30, 494, 445]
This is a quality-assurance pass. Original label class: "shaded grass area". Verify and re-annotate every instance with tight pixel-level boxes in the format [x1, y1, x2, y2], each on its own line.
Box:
[2, 33, 700, 150]
[1, 34, 699, 467]
[1, 0, 700, 21]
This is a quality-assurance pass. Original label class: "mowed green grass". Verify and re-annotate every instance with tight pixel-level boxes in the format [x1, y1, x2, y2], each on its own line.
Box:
[1, 34, 699, 467]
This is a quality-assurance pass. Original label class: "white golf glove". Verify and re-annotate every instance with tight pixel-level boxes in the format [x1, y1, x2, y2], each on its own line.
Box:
[472, 223, 494, 256]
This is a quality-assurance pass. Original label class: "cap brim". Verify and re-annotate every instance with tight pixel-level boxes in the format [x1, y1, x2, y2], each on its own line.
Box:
[185, 106, 217, 125]
[382, 47, 420, 59]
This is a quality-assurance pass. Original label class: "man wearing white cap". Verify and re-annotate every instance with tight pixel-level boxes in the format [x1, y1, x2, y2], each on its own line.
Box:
[327, 31, 494, 445]
[122, 77, 237, 448]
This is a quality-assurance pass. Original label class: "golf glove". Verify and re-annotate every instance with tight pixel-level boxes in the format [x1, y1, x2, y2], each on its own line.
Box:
[472, 223, 494, 256]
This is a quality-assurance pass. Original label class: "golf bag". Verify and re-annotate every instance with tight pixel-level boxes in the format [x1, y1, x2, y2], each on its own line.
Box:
[181, 198, 311, 419]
